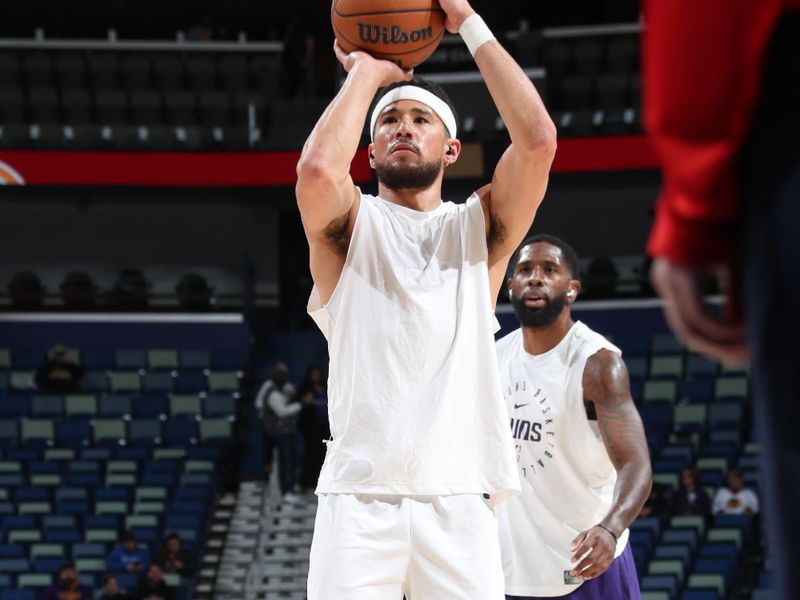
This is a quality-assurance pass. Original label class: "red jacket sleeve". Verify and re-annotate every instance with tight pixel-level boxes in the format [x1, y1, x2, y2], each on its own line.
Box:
[643, 0, 789, 265]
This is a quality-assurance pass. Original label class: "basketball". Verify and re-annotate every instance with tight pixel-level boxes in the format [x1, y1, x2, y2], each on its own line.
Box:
[331, 0, 446, 69]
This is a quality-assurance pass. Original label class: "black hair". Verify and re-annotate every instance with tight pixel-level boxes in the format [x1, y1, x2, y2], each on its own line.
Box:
[120, 530, 136, 543]
[514, 234, 580, 280]
[58, 562, 76, 576]
[369, 77, 458, 137]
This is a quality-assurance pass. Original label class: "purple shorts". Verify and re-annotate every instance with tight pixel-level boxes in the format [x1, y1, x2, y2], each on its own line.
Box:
[507, 543, 641, 600]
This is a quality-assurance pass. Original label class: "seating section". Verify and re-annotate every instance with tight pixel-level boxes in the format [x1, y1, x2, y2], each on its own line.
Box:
[610, 332, 776, 599]
[0, 48, 306, 150]
[0, 346, 243, 598]
[0, 26, 644, 150]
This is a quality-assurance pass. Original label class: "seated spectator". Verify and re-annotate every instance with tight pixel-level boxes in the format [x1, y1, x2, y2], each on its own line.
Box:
[98, 574, 132, 600]
[154, 533, 193, 577]
[713, 468, 760, 515]
[35, 344, 84, 393]
[107, 531, 151, 574]
[41, 563, 92, 600]
[673, 467, 712, 517]
[134, 564, 175, 600]
[638, 481, 672, 522]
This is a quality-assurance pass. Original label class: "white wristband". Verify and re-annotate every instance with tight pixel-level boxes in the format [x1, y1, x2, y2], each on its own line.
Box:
[459, 14, 495, 57]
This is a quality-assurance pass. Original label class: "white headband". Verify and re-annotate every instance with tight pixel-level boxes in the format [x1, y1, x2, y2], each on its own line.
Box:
[369, 85, 457, 142]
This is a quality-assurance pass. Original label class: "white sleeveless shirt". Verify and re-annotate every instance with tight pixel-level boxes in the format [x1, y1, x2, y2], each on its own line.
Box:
[307, 191, 519, 502]
[495, 322, 630, 597]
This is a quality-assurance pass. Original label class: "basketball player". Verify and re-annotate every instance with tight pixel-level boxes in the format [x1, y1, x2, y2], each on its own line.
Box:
[496, 235, 652, 599]
[294, 0, 556, 597]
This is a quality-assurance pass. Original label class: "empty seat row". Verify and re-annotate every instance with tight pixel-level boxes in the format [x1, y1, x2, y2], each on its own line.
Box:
[0, 348, 243, 371]
[0, 392, 238, 417]
[0, 51, 281, 93]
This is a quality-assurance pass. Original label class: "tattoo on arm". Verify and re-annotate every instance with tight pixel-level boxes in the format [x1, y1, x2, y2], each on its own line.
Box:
[583, 349, 652, 530]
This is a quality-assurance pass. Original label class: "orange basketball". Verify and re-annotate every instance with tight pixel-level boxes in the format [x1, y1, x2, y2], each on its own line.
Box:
[332, 0, 446, 69]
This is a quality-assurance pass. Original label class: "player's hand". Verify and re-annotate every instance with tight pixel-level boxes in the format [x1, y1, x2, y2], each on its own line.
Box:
[650, 258, 748, 364]
[438, 0, 476, 33]
[569, 526, 617, 580]
[333, 40, 413, 86]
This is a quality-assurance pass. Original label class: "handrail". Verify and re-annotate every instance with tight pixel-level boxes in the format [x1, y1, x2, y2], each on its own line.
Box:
[0, 38, 283, 53]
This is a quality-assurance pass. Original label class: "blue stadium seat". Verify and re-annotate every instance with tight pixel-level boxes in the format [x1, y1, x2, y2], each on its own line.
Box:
[179, 350, 210, 370]
[143, 372, 174, 393]
[129, 419, 162, 445]
[34, 556, 65, 573]
[0, 420, 19, 446]
[98, 395, 132, 418]
[81, 447, 111, 461]
[0, 396, 29, 418]
[114, 446, 148, 461]
[163, 418, 198, 446]
[30, 395, 64, 418]
[115, 350, 147, 371]
[133, 394, 169, 419]
[82, 350, 115, 370]
[680, 591, 719, 600]
[0, 544, 25, 558]
[45, 528, 80, 544]
[56, 419, 93, 447]
[95, 488, 130, 503]
[165, 514, 201, 530]
[14, 487, 49, 502]
[678, 379, 714, 404]
[83, 515, 119, 530]
[42, 515, 75, 530]
[71, 542, 106, 558]
[203, 394, 236, 417]
[640, 574, 679, 599]
[653, 544, 693, 569]
[0, 557, 30, 573]
[699, 542, 738, 561]
[173, 371, 207, 394]
[80, 371, 110, 393]
[0, 589, 36, 600]
[662, 528, 699, 553]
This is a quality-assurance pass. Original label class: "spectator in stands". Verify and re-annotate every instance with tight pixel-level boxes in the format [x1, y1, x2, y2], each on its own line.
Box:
[638, 481, 672, 523]
[107, 531, 151, 574]
[42, 563, 92, 600]
[713, 468, 760, 515]
[154, 533, 193, 577]
[98, 574, 131, 600]
[255, 363, 303, 503]
[35, 344, 84, 394]
[644, 3, 800, 597]
[672, 468, 712, 518]
[134, 564, 175, 600]
[296, 365, 330, 492]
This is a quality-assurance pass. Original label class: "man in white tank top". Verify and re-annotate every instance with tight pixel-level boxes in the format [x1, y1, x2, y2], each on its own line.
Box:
[496, 235, 652, 599]
[295, 0, 556, 598]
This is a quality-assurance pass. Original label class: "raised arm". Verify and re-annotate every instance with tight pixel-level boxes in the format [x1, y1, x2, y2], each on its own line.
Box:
[570, 349, 652, 581]
[295, 44, 410, 303]
[440, 1, 557, 299]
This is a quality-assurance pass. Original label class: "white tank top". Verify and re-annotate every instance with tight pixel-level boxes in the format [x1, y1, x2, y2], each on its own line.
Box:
[307, 191, 519, 502]
[495, 322, 630, 597]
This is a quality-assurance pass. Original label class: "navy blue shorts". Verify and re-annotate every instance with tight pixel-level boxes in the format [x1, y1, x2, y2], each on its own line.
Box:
[507, 543, 640, 600]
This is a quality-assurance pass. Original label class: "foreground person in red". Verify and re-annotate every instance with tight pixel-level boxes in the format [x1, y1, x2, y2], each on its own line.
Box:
[644, 2, 800, 598]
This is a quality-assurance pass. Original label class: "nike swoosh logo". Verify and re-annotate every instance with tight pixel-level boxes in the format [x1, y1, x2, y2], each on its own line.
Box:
[514, 403, 530, 409]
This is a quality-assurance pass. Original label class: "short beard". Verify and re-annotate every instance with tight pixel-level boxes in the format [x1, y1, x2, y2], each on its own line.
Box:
[511, 291, 568, 328]
[374, 159, 442, 191]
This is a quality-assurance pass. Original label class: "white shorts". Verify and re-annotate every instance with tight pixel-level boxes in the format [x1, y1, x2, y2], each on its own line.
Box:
[307, 493, 504, 600]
